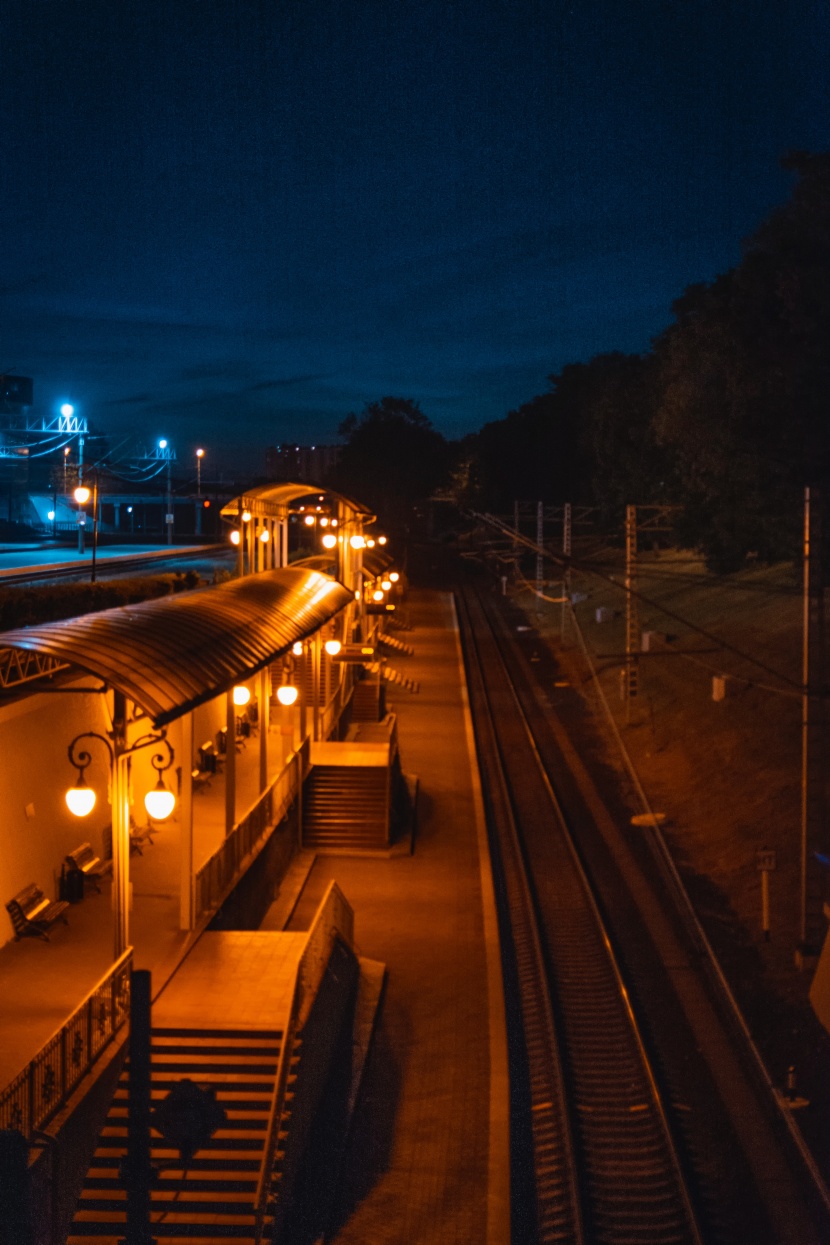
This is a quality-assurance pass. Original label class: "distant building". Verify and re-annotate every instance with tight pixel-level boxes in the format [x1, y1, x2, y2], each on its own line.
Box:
[265, 442, 341, 484]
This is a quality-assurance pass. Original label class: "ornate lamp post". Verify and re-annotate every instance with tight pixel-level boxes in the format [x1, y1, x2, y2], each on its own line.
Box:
[65, 710, 176, 957]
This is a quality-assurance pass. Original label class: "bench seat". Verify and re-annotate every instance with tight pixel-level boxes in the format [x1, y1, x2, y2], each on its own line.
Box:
[6, 884, 69, 942]
[65, 842, 113, 894]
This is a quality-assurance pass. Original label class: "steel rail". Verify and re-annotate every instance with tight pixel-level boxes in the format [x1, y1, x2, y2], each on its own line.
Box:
[457, 586, 582, 1244]
[0, 544, 228, 587]
[458, 581, 705, 1245]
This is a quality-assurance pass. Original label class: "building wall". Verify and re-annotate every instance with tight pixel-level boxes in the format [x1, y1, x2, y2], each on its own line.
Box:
[0, 686, 114, 942]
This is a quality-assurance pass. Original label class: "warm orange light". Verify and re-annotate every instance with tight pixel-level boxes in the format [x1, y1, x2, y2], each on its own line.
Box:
[349, 534, 365, 549]
[74, 485, 91, 505]
[304, 514, 316, 526]
[378, 535, 387, 545]
[276, 684, 299, 706]
[259, 529, 270, 542]
[319, 517, 329, 527]
[367, 539, 376, 548]
[66, 780, 96, 817]
[322, 533, 337, 549]
[292, 641, 303, 656]
[144, 780, 175, 821]
[372, 590, 384, 602]
[381, 579, 392, 590]
[324, 640, 341, 656]
[230, 530, 241, 546]
[232, 685, 251, 706]
[242, 510, 252, 523]
[389, 571, 400, 582]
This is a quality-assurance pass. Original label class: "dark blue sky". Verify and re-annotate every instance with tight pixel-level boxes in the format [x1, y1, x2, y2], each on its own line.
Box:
[3, 1, 830, 474]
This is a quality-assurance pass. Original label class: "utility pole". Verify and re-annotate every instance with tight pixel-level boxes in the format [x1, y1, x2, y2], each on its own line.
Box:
[624, 505, 639, 718]
[562, 501, 572, 641]
[799, 485, 827, 962]
[536, 500, 544, 603]
[77, 430, 85, 555]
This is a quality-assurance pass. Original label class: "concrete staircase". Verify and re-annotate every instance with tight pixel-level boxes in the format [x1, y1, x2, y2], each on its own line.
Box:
[302, 765, 389, 850]
[67, 1026, 298, 1244]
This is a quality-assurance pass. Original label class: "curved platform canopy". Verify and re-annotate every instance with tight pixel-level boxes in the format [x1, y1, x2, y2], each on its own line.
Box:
[362, 548, 395, 578]
[0, 568, 351, 728]
[220, 481, 374, 522]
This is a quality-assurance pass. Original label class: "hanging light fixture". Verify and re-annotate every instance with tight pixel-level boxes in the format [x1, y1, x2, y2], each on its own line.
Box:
[276, 684, 299, 706]
[324, 639, 341, 656]
[232, 684, 251, 706]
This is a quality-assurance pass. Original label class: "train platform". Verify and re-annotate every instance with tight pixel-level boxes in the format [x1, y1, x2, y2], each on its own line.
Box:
[280, 588, 510, 1245]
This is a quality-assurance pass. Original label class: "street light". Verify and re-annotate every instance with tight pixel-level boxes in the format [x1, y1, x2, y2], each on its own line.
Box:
[65, 729, 176, 824]
[196, 448, 204, 497]
[74, 470, 100, 582]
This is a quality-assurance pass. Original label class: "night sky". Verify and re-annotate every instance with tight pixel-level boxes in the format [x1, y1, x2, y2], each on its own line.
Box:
[3, 1, 830, 474]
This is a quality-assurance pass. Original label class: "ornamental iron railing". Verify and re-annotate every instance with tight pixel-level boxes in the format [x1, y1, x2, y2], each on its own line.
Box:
[0, 950, 132, 1138]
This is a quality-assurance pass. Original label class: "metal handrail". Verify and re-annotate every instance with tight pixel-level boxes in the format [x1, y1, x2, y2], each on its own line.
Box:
[0, 949, 132, 1138]
[253, 879, 354, 1241]
[194, 741, 312, 922]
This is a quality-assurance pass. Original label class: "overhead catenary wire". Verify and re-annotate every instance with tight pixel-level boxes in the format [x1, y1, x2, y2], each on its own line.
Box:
[472, 511, 802, 693]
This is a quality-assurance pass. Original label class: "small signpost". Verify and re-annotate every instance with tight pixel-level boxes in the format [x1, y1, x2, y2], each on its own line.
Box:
[756, 847, 777, 941]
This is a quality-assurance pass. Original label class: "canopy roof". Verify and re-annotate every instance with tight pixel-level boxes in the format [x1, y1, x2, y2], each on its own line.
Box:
[220, 482, 373, 520]
[0, 568, 351, 727]
[362, 549, 395, 577]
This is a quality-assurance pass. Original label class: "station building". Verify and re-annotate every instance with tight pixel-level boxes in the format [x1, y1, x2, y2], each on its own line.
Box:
[0, 482, 412, 1243]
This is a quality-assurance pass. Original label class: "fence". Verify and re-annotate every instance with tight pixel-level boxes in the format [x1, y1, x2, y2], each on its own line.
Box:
[0, 950, 132, 1139]
[194, 738, 311, 922]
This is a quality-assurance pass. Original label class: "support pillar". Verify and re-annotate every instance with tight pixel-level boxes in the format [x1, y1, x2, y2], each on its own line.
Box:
[179, 713, 194, 931]
[111, 692, 131, 959]
[259, 667, 269, 790]
[225, 691, 236, 836]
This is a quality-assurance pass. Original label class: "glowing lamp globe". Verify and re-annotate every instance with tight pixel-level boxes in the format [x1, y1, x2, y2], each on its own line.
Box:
[276, 684, 299, 706]
[304, 514, 315, 526]
[367, 539, 376, 548]
[66, 780, 96, 817]
[144, 781, 175, 821]
[381, 579, 392, 590]
[349, 535, 365, 549]
[232, 685, 251, 707]
[378, 536, 387, 545]
[242, 510, 252, 523]
[324, 640, 341, 656]
[230, 530, 241, 546]
[292, 641, 303, 656]
[259, 529, 270, 542]
[74, 486, 91, 505]
[319, 517, 329, 527]
[322, 533, 337, 549]
[373, 590, 384, 602]
[390, 572, 400, 582]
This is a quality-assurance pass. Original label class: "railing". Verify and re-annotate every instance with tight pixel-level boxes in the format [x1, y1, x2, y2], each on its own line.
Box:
[254, 879, 354, 1242]
[296, 880, 354, 1021]
[0, 950, 132, 1138]
[194, 739, 312, 922]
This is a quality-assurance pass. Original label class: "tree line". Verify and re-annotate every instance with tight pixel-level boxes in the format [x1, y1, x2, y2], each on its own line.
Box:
[334, 153, 830, 572]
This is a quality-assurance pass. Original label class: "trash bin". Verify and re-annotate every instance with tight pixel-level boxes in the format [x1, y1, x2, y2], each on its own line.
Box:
[66, 869, 84, 903]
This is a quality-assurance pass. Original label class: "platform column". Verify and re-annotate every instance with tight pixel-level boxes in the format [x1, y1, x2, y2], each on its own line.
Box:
[179, 712, 194, 930]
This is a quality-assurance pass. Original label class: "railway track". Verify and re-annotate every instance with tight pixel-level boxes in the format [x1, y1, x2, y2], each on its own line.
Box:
[456, 576, 830, 1245]
[0, 544, 231, 587]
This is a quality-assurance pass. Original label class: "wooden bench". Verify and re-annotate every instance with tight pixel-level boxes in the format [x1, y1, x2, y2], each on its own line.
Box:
[65, 842, 113, 894]
[6, 884, 69, 942]
[192, 740, 219, 792]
